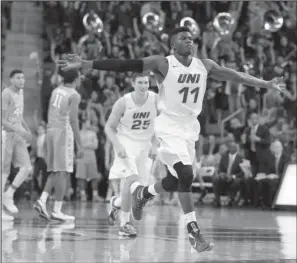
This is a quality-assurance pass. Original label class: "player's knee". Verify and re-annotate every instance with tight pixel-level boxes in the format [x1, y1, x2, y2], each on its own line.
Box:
[125, 174, 138, 186]
[21, 165, 32, 175]
[173, 162, 193, 192]
[161, 174, 178, 192]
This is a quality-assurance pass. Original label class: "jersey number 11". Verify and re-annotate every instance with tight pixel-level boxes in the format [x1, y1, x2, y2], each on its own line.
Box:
[179, 87, 199, 103]
[53, 94, 64, 108]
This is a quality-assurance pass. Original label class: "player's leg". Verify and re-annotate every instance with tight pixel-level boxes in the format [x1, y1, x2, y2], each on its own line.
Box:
[34, 130, 55, 219]
[51, 171, 74, 221]
[1, 132, 14, 220]
[75, 159, 88, 201]
[131, 137, 213, 252]
[118, 175, 137, 237]
[108, 156, 137, 237]
[3, 136, 32, 214]
[34, 172, 56, 219]
[50, 127, 75, 221]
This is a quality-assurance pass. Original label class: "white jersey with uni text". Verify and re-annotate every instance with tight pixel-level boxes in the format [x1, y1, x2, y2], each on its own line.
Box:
[117, 91, 157, 141]
[157, 55, 208, 118]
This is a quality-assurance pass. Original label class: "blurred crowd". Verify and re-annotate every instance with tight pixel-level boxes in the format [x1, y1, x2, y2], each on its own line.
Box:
[1, 2, 12, 78]
[7, 2, 297, 208]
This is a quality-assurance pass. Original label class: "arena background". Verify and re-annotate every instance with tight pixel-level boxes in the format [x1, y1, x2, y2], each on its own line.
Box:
[1, 1, 296, 206]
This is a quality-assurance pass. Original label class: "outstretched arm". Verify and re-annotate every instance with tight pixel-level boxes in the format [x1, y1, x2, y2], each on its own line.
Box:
[202, 59, 285, 92]
[58, 54, 165, 74]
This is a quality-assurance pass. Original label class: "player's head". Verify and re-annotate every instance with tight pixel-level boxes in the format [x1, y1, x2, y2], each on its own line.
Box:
[169, 27, 193, 56]
[61, 69, 81, 88]
[131, 73, 150, 95]
[10, 69, 25, 89]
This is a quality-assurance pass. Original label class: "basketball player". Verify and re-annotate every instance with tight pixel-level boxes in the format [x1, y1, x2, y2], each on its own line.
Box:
[105, 73, 158, 237]
[34, 69, 83, 221]
[2, 69, 32, 220]
[58, 27, 285, 252]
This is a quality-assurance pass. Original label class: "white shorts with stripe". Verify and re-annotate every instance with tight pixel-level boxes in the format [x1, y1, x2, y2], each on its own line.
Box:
[154, 113, 200, 178]
[109, 134, 153, 185]
[45, 127, 74, 173]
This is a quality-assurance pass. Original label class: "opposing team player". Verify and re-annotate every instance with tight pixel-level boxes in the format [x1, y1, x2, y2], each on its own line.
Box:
[2, 69, 32, 220]
[105, 73, 158, 237]
[34, 69, 83, 221]
[58, 27, 285, 252]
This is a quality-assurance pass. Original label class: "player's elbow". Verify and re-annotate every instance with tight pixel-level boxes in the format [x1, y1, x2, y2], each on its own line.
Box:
[20, 165, 33, 176]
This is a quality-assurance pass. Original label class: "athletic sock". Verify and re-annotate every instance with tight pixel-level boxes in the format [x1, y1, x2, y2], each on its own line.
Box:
[130, 182, 140, 194]
[53, 201, 63, 213]
[185, 211, 197, 225]
[40, 192, 49, 203]
[114, 197, 121, 208]
[143, 185, 155, 199]
[120, 211, 130, 227]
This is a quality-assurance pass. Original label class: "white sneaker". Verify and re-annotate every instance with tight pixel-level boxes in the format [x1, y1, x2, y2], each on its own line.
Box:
[2, 194, 18, 214]
[33, 200, 50, 220]
[2, 209, 14, 221]
[51, 211, 75, 222]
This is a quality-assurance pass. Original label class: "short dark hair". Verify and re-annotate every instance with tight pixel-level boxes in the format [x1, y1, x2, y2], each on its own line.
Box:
[169, 26, 192, 46]
[131, 72, 149, 82]
[249, 111, 258, 119]
[10, 69, 24, 78]
[60, 69, 79, 84]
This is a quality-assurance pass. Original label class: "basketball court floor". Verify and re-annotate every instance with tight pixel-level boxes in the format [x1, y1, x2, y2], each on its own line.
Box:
[2, 201, 296, 263]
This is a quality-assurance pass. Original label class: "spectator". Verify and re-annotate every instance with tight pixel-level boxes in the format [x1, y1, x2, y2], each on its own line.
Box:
[242, 112, 271, 177]
[212, 141, 244, 207]
[75, 119, 103, 202]
[225, 118, 245, 144]
[255, 140, 290, 208]
[213, 141, 226, 162]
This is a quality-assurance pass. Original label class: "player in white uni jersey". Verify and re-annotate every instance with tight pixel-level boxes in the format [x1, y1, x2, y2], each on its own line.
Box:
[105, 73, 158, 237]
[58, 26, 285, 253]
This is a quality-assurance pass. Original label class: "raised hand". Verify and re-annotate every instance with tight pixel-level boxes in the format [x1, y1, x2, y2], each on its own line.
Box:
[56, 54, 84, 71]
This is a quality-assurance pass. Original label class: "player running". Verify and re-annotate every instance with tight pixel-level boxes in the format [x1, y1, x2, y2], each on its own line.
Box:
[57, 26, 285, 253]
[105, 73, 158, 237]
[34, 69, 83, 221]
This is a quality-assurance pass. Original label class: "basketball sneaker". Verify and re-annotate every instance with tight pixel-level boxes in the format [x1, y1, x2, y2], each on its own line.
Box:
[108, 196, 120, 226]
[131, 185, 153, 220]
[118, 222, 137, 237]
[2, 193, 18, 214]
[51, 211, 75, 222]
[2, 209, 14, 221]
[187, 222, 214, 253]
[33, 200, 50, 220]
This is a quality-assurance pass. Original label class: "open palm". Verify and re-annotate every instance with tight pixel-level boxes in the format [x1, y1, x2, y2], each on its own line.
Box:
[56, 54, 83, 71]
[267, 77, 286, 94]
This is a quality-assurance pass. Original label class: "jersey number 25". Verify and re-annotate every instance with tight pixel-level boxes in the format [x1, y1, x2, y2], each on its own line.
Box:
[131, 120, 151, 130]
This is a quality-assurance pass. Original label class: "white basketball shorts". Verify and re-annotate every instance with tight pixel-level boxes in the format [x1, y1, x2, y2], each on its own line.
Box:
[154, 113, 200, 178]
[109, 134, 152, 185]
